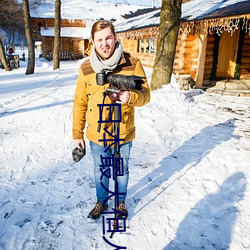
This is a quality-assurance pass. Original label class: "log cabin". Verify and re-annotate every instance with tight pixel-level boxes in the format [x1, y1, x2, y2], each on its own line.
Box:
[115, 0, 250, 94]
[31, 18, 92, 60]
[30, 1, 152, 61]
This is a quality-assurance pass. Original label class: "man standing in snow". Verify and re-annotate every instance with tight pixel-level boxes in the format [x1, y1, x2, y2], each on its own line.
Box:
[72, 20, 150, 220]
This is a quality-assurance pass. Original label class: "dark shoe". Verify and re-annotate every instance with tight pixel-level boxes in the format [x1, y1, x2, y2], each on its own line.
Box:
[88, 202, 108, 220]
[117, 202, 128, 218]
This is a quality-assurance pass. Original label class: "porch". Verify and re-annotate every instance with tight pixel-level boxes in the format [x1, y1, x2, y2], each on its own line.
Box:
[205, 79, 250, 97]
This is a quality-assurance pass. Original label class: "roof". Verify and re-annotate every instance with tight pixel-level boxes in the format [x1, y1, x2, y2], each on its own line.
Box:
[115, 8, 160, 33]
[194, 1, 250, 20]
[182, 0, 250, 21]
[114, 0, 250, 32]
[40, 27, 91, 39]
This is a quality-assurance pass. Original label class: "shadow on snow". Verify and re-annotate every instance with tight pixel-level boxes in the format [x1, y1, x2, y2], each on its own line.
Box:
[129, 118, 239, 212]
[164, 172, 247, 249]
[128, 118, 242, 248]
[0, 100, 73, 117]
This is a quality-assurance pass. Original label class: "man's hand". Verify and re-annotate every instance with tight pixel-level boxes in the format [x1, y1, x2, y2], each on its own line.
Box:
[74, 139, 85, 149]
[116, 90, 130, 104]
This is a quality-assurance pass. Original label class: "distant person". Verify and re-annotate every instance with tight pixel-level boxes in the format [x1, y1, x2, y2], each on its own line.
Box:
[8, 46, 14, 54]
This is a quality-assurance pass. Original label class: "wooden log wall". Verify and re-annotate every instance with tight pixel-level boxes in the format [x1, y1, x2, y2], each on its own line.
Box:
[183, 35, 198, 79]
[173, 34, 185, 75]
[41, 37, 86, 58]
[72, 38, 87, 56]
[120, 39, 137, 54]
[203, 34, 216, 82]
[134, 53, 156, 68]
[61, 38, 74, 52]
[32, 18, 86, 29]
[173, 34, 199, 80]
[120, 38, 156, 68]
[41, 37, 53, 58]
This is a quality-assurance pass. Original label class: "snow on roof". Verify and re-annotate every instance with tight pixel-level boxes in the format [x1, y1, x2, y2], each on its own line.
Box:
[114, 8, 160, 32]
[30, 0, 151, 20]
[40, 27, 91, 39]
[182, 0, 250, 21]
[114, 0, 250, 32]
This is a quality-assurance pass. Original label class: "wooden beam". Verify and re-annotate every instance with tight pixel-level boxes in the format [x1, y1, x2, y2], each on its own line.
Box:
[195, 33, 207, 87]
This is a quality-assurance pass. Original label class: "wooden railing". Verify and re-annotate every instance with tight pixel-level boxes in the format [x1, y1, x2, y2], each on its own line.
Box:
[46, 51, 83, 61]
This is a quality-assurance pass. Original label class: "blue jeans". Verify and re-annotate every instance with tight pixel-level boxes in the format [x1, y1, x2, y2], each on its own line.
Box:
[90, 141, 132, 204]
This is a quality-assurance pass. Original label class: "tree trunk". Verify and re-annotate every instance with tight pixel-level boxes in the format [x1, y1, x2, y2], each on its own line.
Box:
[0, 37, 11, 71]
[22, 0, 35, 75]
[151, 0, 182, 90]
[53, 0, 61, 70]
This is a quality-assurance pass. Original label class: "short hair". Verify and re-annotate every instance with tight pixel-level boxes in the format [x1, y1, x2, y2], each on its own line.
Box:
[91, 20, 116, 40]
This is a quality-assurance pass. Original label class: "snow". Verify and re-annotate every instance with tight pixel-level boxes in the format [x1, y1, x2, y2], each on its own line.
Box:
[93, 0, 161, 7]
[0, 48, 250, 250]
[114, 9, 160, 32]
[40, 27, 92, 39]
[182, 0, 249, 21]
[114, 0, 249, 32]
[30, 0, 152, 20]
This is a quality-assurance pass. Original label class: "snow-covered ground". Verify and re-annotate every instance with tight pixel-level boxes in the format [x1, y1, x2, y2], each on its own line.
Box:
[0, 49, 250, 250]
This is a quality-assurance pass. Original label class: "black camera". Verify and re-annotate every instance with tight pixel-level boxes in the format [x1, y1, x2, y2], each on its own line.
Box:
[96, 70, 144, 90]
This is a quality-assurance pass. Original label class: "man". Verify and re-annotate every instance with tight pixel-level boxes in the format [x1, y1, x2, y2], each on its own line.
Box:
[72, 20, 150, 220]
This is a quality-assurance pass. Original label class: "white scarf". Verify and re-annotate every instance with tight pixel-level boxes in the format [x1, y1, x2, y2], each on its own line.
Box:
[90, 41, 123, 73]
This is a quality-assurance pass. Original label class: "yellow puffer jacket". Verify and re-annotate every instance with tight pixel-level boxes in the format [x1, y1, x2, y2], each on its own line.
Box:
[72, 52, 150, 146]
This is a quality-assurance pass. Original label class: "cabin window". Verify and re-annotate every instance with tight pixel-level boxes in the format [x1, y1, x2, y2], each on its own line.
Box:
[137, 39, 143, 53]
[137, 38, 156, 54]
[150, 38, 155, 53]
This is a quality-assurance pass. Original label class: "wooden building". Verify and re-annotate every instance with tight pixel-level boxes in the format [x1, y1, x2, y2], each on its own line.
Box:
[30, 1, 153, 61]
[31, 18, 92, 60]
[115, 0, 250, 88]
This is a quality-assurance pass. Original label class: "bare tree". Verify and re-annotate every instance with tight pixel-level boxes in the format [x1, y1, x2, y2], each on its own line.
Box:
[0, 37, 11, 71]
[151, 0, 182, 90]
[0, 0, 24, 36]
[22, 0, 35, 75]
[29, 0, 47, 8]
[53, 0, 61, 70]
[0, 0, 23, 71]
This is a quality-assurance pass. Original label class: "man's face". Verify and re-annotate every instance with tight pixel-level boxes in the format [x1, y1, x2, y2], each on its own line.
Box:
[93, 27, 117, 60]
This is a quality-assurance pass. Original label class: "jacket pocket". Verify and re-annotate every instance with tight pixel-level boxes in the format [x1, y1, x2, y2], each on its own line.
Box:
[121, 106, 134, 132]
